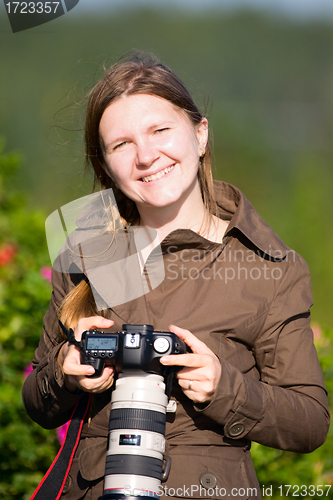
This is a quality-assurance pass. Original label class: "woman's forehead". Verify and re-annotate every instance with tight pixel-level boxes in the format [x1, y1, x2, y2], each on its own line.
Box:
[99, 93, 193, 134]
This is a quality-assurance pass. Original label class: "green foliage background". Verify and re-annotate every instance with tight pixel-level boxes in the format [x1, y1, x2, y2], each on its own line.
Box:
[0, 143, 59, 498]
[0, 4, 333, 499]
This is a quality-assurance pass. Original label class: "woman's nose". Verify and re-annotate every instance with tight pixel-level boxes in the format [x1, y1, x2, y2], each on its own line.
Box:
[136, 139, 159, 167]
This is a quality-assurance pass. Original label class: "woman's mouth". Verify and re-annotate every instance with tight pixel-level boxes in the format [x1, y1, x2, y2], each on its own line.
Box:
[141, 165, 175, 183]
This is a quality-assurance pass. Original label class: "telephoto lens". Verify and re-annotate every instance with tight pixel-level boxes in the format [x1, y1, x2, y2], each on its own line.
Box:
[101, 372, 168, 499]
[99, 324, 185, 500]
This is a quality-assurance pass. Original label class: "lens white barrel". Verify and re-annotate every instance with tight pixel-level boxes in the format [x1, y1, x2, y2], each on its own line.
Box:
[103, 476, 160, 499]
[103, 373, 167, 499]
[108, 429, 165, 457]
[110, 373, 168, 410]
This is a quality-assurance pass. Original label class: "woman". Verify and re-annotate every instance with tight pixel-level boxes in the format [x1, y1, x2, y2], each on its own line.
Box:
[23, 52, 329, 500]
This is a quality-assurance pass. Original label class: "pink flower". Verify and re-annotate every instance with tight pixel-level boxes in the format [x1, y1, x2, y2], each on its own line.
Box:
[0, 243, 16, 266]
[40, 266, 52, 283]
[56, 421, 70, 444]
[24, 364, 33, 378]
[312, 324, 322, 341]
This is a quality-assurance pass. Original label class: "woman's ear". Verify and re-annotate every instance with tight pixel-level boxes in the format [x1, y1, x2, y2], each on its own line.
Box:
[196, 118, 209, 157]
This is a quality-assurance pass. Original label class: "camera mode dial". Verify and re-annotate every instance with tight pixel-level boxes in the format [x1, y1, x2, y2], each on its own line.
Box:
[153, 337, 170, 354]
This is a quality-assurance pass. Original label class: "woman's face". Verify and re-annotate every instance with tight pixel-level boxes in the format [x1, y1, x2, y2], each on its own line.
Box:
[99, 93, 208, 213]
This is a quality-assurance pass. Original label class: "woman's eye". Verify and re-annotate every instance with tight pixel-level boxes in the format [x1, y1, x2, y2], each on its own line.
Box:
[155, 128, 169, 134]
[113, 141, 127, 151]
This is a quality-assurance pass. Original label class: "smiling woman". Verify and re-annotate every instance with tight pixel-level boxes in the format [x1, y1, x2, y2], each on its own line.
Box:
[85, 52, 227, 242]
[98, 93, 211, 238]
[22, 51, 329, 500]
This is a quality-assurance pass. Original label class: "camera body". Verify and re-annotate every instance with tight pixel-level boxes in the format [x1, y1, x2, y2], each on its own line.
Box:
[80, 324, 185, 378]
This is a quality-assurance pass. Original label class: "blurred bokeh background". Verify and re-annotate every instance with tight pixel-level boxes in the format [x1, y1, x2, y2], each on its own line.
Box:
[0, 1, 333, 498]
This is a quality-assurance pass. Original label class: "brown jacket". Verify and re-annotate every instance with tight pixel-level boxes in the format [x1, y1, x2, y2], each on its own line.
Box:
[22, 181, 330, 500]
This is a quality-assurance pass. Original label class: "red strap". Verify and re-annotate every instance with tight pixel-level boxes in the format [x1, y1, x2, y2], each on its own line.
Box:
[30, 393, 91, 500]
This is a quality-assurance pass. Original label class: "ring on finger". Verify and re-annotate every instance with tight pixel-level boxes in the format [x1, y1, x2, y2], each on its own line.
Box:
[188, 380, 193, 390]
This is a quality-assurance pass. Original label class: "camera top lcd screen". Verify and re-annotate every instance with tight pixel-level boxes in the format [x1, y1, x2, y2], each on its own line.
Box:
[86, 336, 118, 351]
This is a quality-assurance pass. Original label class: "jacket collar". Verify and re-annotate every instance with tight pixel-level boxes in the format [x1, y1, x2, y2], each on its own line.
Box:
[69, 181, 288, 262]
[213, 180, 288, 259]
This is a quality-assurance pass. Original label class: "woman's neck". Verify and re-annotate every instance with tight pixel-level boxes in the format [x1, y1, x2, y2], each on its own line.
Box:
[136, 191, 209, 242]
[136, 197, 228, 244]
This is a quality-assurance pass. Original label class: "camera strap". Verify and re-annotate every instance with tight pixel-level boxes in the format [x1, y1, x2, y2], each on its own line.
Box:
[30, 392, 91, 500]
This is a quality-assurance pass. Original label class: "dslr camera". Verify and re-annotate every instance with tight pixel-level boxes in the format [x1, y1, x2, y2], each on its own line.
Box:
[77, 323, 185, 379]
[60, 322, 186, 500]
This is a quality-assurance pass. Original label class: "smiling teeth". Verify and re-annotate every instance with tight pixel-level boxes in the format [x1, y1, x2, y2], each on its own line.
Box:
[141, 165, 174, 183]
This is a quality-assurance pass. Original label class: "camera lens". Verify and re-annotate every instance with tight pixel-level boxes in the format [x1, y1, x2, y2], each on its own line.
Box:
[101, 373, 168, 500]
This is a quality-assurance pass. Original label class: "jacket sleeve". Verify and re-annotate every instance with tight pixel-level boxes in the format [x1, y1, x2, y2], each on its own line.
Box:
[22, 268, 84, 429]
[196, 253, 330, 453]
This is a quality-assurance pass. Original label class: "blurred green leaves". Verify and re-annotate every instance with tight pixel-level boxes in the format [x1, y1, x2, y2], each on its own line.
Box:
[0, 141, 59, 499]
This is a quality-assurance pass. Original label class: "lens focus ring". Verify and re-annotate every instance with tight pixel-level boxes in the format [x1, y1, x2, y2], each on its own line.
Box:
[109, 408, 166, 434]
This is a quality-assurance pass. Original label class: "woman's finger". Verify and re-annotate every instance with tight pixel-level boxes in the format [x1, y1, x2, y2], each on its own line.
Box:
[74, 317, 114, 340]
[63, 351, 96, 377]
[168, 324, 212, 355]
[160, 352, 206, 367]
[77, 366, 115, 393]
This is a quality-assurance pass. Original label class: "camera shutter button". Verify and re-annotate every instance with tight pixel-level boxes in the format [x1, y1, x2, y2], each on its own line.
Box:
[153, 338, 170, 354]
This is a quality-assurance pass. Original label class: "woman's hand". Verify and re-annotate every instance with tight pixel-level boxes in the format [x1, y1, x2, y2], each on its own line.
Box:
[58, 316, 115, 394]
[160, 325, 222, 404]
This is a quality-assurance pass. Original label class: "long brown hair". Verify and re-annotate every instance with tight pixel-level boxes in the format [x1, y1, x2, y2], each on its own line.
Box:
[60, 52, 216, 329]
